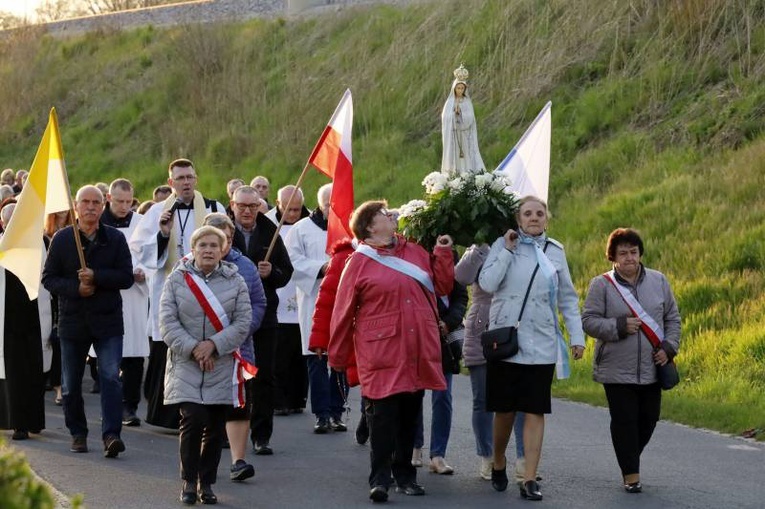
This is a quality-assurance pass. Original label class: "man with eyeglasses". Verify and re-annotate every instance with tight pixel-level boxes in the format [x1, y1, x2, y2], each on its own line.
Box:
[129, 158, 224, 429]
[230, 185, 293, 455]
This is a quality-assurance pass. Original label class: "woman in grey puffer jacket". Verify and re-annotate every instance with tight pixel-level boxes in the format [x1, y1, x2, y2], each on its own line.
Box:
[582, 228, 680, 495]
[160, 226, 252, 505]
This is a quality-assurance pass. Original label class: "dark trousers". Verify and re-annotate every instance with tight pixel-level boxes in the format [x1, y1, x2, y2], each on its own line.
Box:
[603, 383, 662, 476]
[179, 403, 227, 485]
[47, 328, 62, 387]
[120, 357, 144, 412]
[306, 355, 347, 419]
[365, 391, 423, 489]
[273, 323, 308, 410]
[250, 327, 277, 445]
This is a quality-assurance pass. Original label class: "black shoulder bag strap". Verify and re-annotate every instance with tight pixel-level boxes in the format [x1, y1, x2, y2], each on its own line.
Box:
[513, 241, 549, 327]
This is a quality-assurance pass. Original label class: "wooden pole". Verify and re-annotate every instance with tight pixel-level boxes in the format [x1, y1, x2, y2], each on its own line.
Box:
[263, 161, 312, 262]
[67, 193, 87, 270]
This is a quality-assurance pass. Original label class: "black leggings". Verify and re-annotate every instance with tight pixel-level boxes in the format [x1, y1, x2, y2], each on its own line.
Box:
[603, 383, 661, 477]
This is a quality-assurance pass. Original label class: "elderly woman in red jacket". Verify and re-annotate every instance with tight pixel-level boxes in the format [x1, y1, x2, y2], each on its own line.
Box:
[329, 200, 454, 503]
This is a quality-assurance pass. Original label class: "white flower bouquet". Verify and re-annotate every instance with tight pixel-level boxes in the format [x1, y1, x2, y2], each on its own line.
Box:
[398, 170, 519, 248]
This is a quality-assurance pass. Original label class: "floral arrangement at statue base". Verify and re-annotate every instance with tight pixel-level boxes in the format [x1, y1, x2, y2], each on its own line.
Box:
[398, 170, 519, 248]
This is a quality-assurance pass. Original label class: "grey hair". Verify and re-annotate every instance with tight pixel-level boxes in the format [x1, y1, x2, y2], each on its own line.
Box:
[202, 212, 235, 234]
[0, 203, 15, 226]
[317, 183, 332, 209]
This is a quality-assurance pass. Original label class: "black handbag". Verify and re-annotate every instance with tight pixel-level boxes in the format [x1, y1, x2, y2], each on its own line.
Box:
[656, 357, 680, 390]
[481, 255, 544, 362]
[480, 325, 519, 361]
[441, 330, 463, 375]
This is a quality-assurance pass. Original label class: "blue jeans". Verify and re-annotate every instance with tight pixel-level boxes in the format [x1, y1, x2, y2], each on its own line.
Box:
[468, 365, 493, 457]
[414, 373, 452, 458]
[469, 364, 525, 458]
[61, 334, 123, 439]
[306, 355, 347, 419]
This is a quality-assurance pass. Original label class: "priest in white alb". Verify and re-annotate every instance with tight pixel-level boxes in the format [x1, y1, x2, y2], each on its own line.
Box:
[129, 159, 224, 428]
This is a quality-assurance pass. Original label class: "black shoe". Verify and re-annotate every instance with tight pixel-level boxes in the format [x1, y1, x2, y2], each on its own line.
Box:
[12, 430, 29, 440]
[355, 416, 369, 445]
[395, 482, 425, 496]
[369, 485, 389, 502]
[103, 435, 125, 458]
[330, 416, 347, 432]
[70, 435, 88, 453]
[274, 408, 290, 416]
[520, 480, 543, 501]
[491, 467, 508, 492]
[230, 459, 255, 481]
[624, 482, 642, 493]
[122, 410, 141, 427]
[198, 484, 217, 505]
[314, 416, 331, 434]
[90, 381, 100, 394]
[179, 482, 196, 505]
[253, 442, 273, 455]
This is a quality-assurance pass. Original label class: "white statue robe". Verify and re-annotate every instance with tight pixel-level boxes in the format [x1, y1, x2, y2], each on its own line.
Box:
[128, 193, 223, 341]
[283, 217, 328, 355]
[265, 208, 299, 325]
[441, 79, 485, 175]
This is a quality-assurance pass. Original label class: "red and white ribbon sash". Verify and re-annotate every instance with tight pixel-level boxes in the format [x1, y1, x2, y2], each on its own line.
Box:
[602, 270, 664, 349]
[184, 271, 257, 407]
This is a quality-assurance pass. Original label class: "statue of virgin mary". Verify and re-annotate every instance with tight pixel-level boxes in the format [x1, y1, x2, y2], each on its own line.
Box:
[441, 64, 485, 175]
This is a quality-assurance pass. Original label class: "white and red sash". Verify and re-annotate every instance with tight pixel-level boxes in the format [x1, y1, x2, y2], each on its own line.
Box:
[184, 270, 258, 407]
[602, 270, 664, 349]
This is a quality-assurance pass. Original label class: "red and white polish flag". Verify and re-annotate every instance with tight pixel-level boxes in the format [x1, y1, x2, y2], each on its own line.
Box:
[308, 89, 354, 253]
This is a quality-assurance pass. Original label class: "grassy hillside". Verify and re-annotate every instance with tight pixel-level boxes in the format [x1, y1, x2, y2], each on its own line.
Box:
[1, 0, 764, 438]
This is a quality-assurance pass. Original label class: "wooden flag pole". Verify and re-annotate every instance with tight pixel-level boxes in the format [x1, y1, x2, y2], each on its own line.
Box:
[66, 194, 87, 270]
[263, 161, 312, 262]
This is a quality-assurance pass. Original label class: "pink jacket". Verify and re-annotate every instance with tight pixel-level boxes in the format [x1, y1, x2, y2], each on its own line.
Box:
[329, 235, 454, 400]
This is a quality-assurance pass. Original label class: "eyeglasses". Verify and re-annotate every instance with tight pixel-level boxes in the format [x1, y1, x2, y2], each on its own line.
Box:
[173, 175, 197, 182]
[377, 208, 392, 217]
[234, 203, 260, 211]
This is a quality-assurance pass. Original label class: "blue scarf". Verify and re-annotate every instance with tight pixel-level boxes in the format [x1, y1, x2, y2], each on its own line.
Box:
[518, 231, 570, 379]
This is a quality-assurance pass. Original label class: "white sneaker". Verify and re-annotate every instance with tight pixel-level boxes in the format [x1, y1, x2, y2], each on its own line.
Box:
[429, 456, 454, 475]
[411, 448, 423, 467]
[479, 456, 492, 480]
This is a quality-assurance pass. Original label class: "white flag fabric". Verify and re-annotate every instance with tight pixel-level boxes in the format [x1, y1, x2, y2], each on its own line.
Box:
[495, 101, 552, 203]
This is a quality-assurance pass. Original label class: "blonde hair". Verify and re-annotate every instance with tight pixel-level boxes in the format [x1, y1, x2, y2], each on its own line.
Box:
[190, 225, 226, 249]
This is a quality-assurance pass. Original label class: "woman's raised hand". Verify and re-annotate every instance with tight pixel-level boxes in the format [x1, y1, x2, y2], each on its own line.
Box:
[504, 229, 519, 251]
[437, 235, 454, 248]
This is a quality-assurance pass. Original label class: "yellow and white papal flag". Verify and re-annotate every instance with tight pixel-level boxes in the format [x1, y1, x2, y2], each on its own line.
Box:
[0, 108, 72, 300]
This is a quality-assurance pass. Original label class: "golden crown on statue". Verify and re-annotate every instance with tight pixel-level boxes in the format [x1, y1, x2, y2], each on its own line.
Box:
[453, 64, 469, 82]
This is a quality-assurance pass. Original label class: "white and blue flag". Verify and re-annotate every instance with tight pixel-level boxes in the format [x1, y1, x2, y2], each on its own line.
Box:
[495, 101, 552, 203]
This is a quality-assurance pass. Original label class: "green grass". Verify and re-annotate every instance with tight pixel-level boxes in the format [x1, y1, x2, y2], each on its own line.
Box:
[1, 0, 765, 439]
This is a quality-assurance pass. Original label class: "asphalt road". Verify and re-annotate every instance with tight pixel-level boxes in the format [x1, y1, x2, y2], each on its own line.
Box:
[11, 374, 765, 508]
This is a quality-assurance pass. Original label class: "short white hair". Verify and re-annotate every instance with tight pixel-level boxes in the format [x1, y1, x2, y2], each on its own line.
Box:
[317, 184, 332, 209]
[277, 185, 304, 205]
[0, 203, 15, 226]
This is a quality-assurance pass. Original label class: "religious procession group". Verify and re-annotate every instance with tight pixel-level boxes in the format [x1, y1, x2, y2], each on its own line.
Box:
[0, 65, 681, 506]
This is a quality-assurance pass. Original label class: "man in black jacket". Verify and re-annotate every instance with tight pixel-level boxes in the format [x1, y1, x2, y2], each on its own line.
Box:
[230, 185, 293, 455]
[42, 185, 134, 457]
